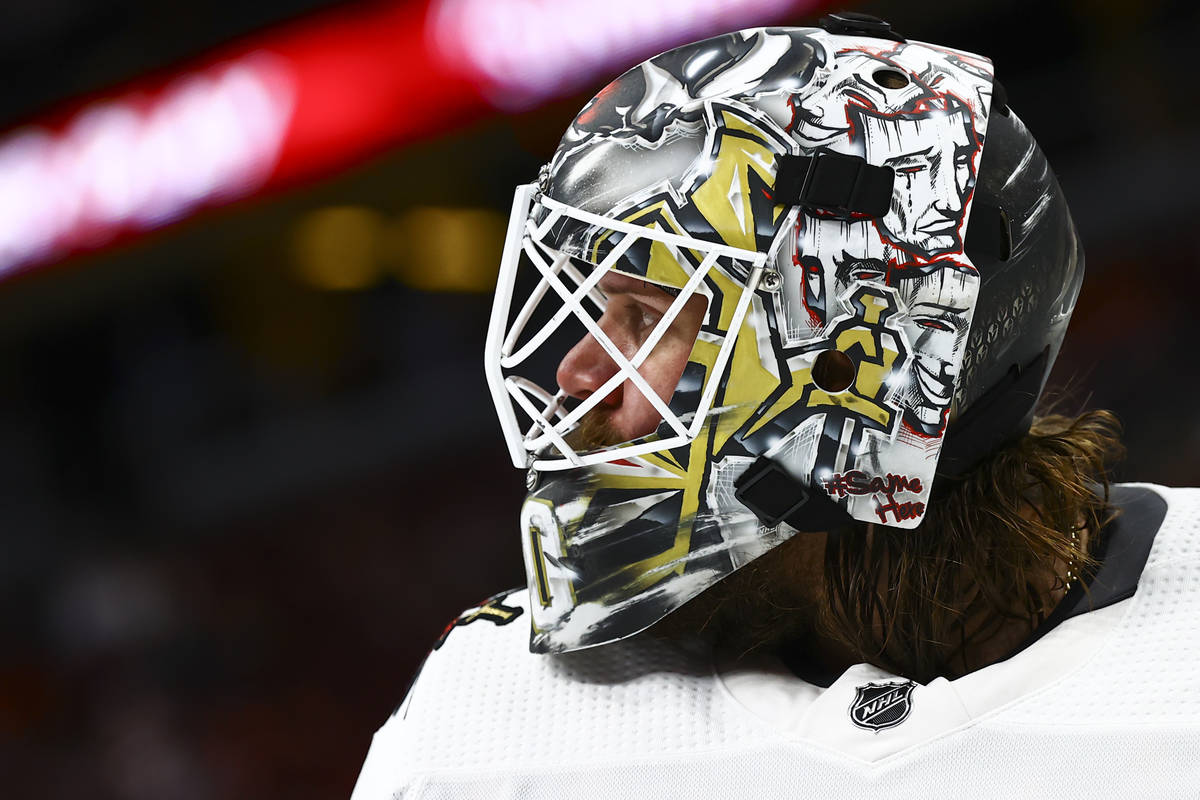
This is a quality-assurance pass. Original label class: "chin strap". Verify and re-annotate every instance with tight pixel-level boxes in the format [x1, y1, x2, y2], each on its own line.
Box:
[733, 348, 1051, 530]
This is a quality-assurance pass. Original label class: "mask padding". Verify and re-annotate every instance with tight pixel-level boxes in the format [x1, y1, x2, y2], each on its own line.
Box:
[938, 347, 1050, 478]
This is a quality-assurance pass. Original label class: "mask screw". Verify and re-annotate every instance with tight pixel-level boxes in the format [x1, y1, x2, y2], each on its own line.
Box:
[760, 269, 782, 292]
[525, 468, 540, 491]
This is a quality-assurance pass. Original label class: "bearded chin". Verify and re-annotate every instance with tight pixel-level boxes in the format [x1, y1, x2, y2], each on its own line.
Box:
[562, 410, 628, 453]
[652, 531, 828, 656]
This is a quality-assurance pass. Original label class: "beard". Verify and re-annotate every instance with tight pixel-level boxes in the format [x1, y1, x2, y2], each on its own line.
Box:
[650, 529, 834, 660]
[562, 408, 631, 453]
[564, 409, 839, 666]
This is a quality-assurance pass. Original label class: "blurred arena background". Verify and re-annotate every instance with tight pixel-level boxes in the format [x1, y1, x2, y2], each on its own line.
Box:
[0, 0, 1195, 796]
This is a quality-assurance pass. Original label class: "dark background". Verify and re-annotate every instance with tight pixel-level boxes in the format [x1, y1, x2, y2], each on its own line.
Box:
[1, 0, 1197, 797]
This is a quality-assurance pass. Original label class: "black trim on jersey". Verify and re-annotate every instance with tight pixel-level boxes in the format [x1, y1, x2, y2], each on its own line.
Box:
[391, 651, 431, 722]
[1007, 484, 1168, 657]
[434, 588, 525, 650]
[389, 587, 524, 721]
[780, 485, 1167, 685]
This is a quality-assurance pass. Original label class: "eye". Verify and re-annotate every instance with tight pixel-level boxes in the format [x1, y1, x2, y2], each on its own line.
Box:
[639, 305, 662, 331]
[853, 270, 884, 281]
[629, 294, 671, 336]
[915, 317, 954, 332]
[897, 165, 926, 175]
[643, 280, 681, 298]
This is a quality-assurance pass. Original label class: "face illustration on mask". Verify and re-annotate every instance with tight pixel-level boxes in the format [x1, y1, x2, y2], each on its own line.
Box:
[891, 263, 976, 434]
[823, 253, 975, 437]
[789, 217, 896, 342]
[859, 106, 976, 260]
[789, 52, 929, 150]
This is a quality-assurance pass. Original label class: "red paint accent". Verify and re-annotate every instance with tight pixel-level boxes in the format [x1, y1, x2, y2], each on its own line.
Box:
[822, 469, 927, 523]
[823, 469, 922, 498]
[873, 497, 925, 523]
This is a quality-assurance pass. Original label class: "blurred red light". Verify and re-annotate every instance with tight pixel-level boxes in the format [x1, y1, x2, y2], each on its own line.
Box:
[0, 0, 819, 279]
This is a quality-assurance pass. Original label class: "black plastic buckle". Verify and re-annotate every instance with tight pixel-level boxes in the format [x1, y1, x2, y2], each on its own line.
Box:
[734, 456, 811, 527]
[775, 152, 895, 218]
[735, 455, 857, 532]
[819, 12, 905, 43]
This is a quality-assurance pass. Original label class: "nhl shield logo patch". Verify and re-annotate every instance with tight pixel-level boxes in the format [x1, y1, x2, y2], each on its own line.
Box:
[849, 680, 916, 732]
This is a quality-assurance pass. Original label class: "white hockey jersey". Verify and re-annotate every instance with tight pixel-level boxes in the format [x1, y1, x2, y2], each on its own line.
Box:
[353, 485, 1200, 799]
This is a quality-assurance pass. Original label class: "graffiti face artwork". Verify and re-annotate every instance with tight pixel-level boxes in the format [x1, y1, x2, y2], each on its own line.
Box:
[529, 29, 997, 475]
[789, 51, 927, 150]
[793, 221, 977, 437]
[788, 40, 987, 437]
[891, 262, 976, 435]
[791, 218, 894, 339]
[860, 107, 977, 259]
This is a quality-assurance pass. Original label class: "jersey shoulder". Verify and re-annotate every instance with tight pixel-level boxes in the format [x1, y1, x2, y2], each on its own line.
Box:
[352, 587, 744, 799]
[995, 483, 1200, 727]
[1130, 483, 1200, 568]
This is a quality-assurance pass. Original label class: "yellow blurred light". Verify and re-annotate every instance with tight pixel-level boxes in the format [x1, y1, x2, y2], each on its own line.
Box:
[388, 207, 505, 293]
[291, 206, 385, 290]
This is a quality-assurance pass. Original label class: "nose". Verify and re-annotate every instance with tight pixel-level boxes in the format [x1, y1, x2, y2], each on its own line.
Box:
[556, 332, 623, 408]
[937, 170, 963, 215]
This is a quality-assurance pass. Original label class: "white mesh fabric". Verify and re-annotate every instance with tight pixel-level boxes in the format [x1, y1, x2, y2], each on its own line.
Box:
[351, 586, 766, 800]
[996, 484, 1200, 726]
[400, 592, 756, 772]
[1144, 485, 1200, 566]
[368, 729, 1200, 799]
[353, 485, 1200, 800]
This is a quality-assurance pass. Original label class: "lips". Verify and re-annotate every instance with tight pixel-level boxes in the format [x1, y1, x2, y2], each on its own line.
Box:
[917, 217, 959, 236]
[792, 114, 848, 144]
[915, 358, 953, 404]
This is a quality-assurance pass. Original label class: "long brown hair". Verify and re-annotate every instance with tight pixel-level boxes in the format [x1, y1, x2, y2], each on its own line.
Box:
[655, 410, 1125, 683]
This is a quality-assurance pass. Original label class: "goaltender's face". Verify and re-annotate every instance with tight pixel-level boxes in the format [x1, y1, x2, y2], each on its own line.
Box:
[556, 271, 707, 447]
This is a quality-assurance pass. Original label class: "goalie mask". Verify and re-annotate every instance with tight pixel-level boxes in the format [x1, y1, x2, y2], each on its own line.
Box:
[485, 18, 1084, 653]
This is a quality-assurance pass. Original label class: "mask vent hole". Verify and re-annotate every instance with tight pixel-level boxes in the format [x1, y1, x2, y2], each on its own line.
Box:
[813, 349, 855, 392]
[872, 69, 909, 89]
